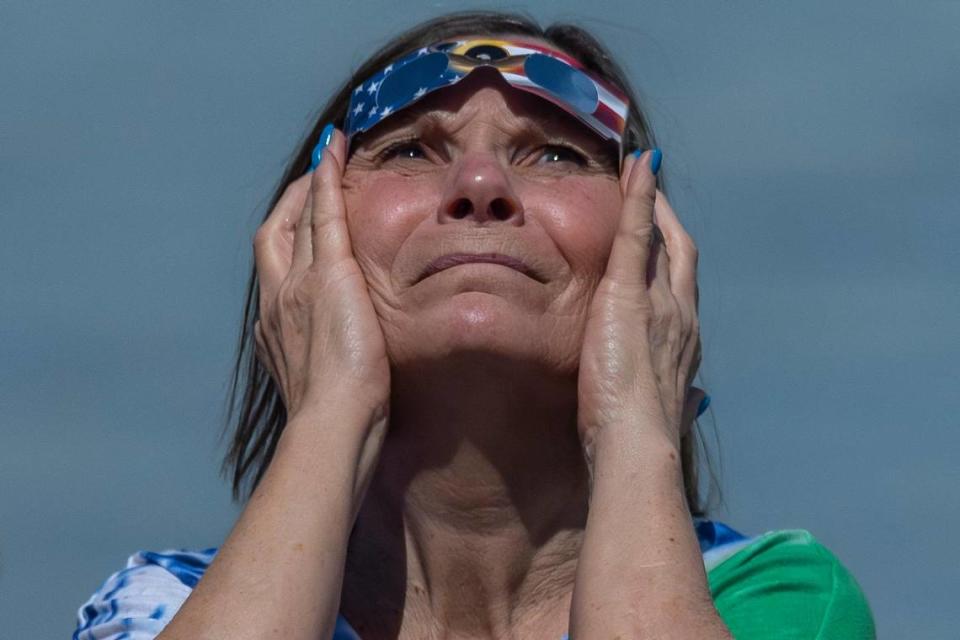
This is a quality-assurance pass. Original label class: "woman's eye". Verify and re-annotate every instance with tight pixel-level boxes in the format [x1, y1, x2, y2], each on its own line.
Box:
[381, 141, 427, 161]
[377, 141, 587, 167]
[536, 145, 586, 166]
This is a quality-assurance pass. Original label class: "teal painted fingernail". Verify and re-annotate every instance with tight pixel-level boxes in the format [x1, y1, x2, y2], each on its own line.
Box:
[650, 148, 662, 176]
[696, 394, 711, 418]
[320, 122, 335, 147]
[632, 148, 644, 158]
[309, 123, 335, 171]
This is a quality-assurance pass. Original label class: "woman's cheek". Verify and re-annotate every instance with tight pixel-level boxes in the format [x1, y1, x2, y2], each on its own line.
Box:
[353, 173, 440, 238]
[343, 171, 440, 281]
[520, 176, 621, 271]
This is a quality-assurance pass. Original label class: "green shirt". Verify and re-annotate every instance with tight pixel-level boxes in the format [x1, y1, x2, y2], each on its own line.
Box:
[706, 529, 876, 639]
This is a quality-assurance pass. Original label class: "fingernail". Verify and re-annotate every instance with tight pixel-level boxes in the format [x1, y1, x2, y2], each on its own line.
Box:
[632, 148, 644, 158]
[696, 394, 711, 418]
[650, 148, 663, 176]
[309, 123, 336, 171]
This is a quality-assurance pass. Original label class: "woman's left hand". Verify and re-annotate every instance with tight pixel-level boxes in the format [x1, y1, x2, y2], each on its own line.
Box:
[577, 150, 704, 462]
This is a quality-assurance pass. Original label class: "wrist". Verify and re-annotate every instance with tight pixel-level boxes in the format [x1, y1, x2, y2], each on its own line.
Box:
[287, 389, 388, 436]
[296, 382, 389, 421]
[588, 425, 681, 479]
[275, 401, 389, 504]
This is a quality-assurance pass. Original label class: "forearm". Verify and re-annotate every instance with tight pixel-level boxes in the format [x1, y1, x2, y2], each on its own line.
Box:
[158, 404, 387, 640]
[569, 428, 732, 640]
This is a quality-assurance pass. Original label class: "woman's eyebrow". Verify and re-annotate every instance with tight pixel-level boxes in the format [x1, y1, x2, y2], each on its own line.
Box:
[355, 110, 445, 148]
[388, 109, 449, 133]
[358, 106, 607, 155]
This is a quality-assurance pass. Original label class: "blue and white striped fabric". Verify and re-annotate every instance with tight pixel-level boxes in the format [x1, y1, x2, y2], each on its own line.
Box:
[73, 519, 749, 639]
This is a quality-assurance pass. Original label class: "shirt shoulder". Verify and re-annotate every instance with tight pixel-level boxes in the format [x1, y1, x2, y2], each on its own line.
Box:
[73, 547, 361, 640]
[73, 548, 216, 640]
[703, 527, 877, 640]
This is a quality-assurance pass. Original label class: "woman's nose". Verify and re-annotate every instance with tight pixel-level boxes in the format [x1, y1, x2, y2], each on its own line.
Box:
[437, 155, 524, 225]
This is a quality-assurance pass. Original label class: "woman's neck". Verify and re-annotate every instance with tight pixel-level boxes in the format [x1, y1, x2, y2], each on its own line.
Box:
[341, 353, 590, 639]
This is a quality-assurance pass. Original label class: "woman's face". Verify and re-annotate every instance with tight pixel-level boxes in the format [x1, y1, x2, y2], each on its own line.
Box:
[341, 65, 623, 377]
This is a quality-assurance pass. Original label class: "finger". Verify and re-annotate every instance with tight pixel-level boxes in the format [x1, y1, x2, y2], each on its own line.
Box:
[653, 189, 698, 308]
[687, 335, 702, 388]
[680, 386, 708, 437]
[254, 173, 311, 304]
[292, 181, 315, 272]
[646, 229, 678, 379]
[604, 149, 657, 289]
[326, 127, 348, 173]
[309, 130, 353, 266]
[647, 226, 671, 295]
[619, 150, 638, 198]
[253, 319, 275, 376]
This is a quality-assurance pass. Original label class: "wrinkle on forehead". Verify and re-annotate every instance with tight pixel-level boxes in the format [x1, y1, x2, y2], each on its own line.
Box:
[359, 107, 556, 148]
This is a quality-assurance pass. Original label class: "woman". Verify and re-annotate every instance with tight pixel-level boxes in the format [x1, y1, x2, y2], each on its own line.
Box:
[73, 11, 875, 640]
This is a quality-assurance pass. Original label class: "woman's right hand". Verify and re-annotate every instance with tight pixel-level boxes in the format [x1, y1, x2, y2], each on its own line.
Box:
[155, 131, 389, 640]
[253, 127, 391, 425]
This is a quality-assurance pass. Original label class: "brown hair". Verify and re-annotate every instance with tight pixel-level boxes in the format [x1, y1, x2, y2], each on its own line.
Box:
[221, 10, 718, 515]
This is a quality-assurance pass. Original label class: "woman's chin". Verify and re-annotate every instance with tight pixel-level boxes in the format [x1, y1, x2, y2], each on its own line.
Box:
[388, 293, 562, 366]
[434, 292, 534, 350]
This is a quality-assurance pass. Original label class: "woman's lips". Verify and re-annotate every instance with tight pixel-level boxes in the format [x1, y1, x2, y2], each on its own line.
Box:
[419, 253, 543, 283]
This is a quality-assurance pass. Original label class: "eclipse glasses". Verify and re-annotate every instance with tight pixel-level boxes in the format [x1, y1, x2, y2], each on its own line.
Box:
[344, 37, 630, 159]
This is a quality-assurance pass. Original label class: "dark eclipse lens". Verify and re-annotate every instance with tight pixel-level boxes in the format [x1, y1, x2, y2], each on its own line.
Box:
[523, 53, 599, 115]
[376, 52, 450, 108]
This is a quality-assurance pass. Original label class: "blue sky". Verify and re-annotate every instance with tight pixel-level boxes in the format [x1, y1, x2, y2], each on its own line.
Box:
[1, 1, 957, 637]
